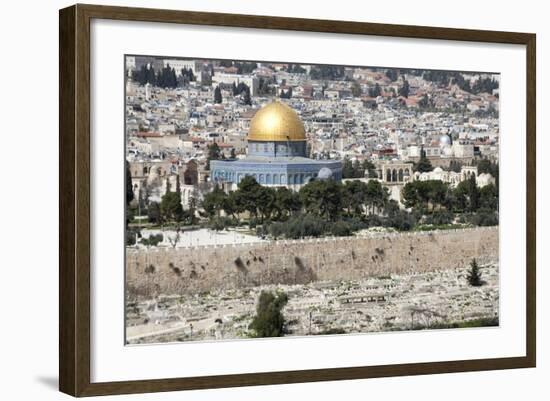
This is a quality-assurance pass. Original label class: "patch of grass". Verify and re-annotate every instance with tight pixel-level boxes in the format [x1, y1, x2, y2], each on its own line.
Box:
[315, 328, 346, 335]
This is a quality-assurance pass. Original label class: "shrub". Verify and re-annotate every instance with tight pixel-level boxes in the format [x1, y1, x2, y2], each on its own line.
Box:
[423, 210, 454, 225]
[125, 228, 141, 246]
[208, 216, 235, 231]
[466, 208, 498, 226]
[330, 220, 353, 237]
[385, 209, 418, 231]
[249, 290, 289, 337]
[140, 233, 163, 247]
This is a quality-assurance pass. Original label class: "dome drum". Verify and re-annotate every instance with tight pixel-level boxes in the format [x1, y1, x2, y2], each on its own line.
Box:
[248, 140, 306, 158]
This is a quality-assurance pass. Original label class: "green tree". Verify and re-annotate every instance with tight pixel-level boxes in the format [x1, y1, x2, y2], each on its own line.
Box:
[224, 190, 243, 219]
[368, 83, 382, 97]
[310, 65, 345, 80]
[125, 161, 134, 206]
[125, 161, 134, 228]
[418, 94, 430, 108]
[299, 180, 343, 221]
[342, 158, 364, 178]
[343, 180, 368, 216]
[402, 180, 448, 212]
[466, 258, 483, 287]
[201, 184, 227, 218]
[214, 86, 222, 104]
[365, 179, 389, 214]
[274, 187, 302, 220]
[413, 147, 433, 173]
[476, 158, 499, 186]
[175, 175, 181, 194]
[385, 69, 399, 82]
[342, 158, 355, 178]
[187, 194, 198, 225]
[362, 160, 378, 178]
[242, 87, 252, 105]
[160, 191, 184, 222]
[454, 175, 479, 212]
[249, 291, 289, 338]
[398, 79, 410, 98]
[206, 142, 222, 170]
[237, 176, 263, 219]
[256, 186, 277, 222]
[479, 183, 498, 211]
[147, 201, 161, 224]
[140, 233, 163, 247]
[451, 181, 469, 212]
[351, 81, 362, 97]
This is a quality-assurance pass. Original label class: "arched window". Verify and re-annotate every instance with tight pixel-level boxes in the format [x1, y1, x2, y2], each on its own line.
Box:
[398, 169, 404, 182]
[266, 174, 272, 185]
[259, 174, 265, 184]
[392, 169, 397, 182]
[386, 169, 391, 182]
[274, 174, 279, 185]
[281, 174, 286, 184]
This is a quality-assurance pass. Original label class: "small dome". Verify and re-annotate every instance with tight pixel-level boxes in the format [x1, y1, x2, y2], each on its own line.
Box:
[317, 167, 333, 180]
[439, 135, 451, 146]
[433, 167, 443, 173]
[248, 101, 306, 142]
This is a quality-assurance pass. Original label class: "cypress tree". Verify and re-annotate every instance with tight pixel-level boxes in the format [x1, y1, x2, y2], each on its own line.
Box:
[467, 258, 483, 287]
[243, 87, 252, 105]
[214, 86, 222, 104]
[175, 174, 181, 194]
[125, 161, 134, 206]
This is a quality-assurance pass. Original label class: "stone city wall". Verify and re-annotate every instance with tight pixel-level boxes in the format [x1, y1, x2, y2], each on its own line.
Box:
[126, 227, 498, 297]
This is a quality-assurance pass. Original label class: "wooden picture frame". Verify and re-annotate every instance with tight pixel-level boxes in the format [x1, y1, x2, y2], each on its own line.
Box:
[59, 3, 536, 397]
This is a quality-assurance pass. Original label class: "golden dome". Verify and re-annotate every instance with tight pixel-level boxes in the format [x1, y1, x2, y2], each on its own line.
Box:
[248, 101, 306, 142]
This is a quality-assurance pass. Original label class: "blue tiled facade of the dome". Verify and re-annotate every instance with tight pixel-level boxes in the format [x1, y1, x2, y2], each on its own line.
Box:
[210, 156, 342, 189]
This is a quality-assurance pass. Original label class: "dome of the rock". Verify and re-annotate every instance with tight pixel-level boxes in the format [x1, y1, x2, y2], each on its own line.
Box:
[248, 101, 306, 142]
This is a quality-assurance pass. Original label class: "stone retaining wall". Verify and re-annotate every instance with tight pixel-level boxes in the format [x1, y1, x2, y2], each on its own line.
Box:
[126, 227, 498, 297]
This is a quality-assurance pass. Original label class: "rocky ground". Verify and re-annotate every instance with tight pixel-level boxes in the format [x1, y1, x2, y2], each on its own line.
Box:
[125, 260, 499, 344]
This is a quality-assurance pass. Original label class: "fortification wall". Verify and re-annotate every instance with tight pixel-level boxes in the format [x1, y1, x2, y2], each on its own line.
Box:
[126, 227, 498, 297]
